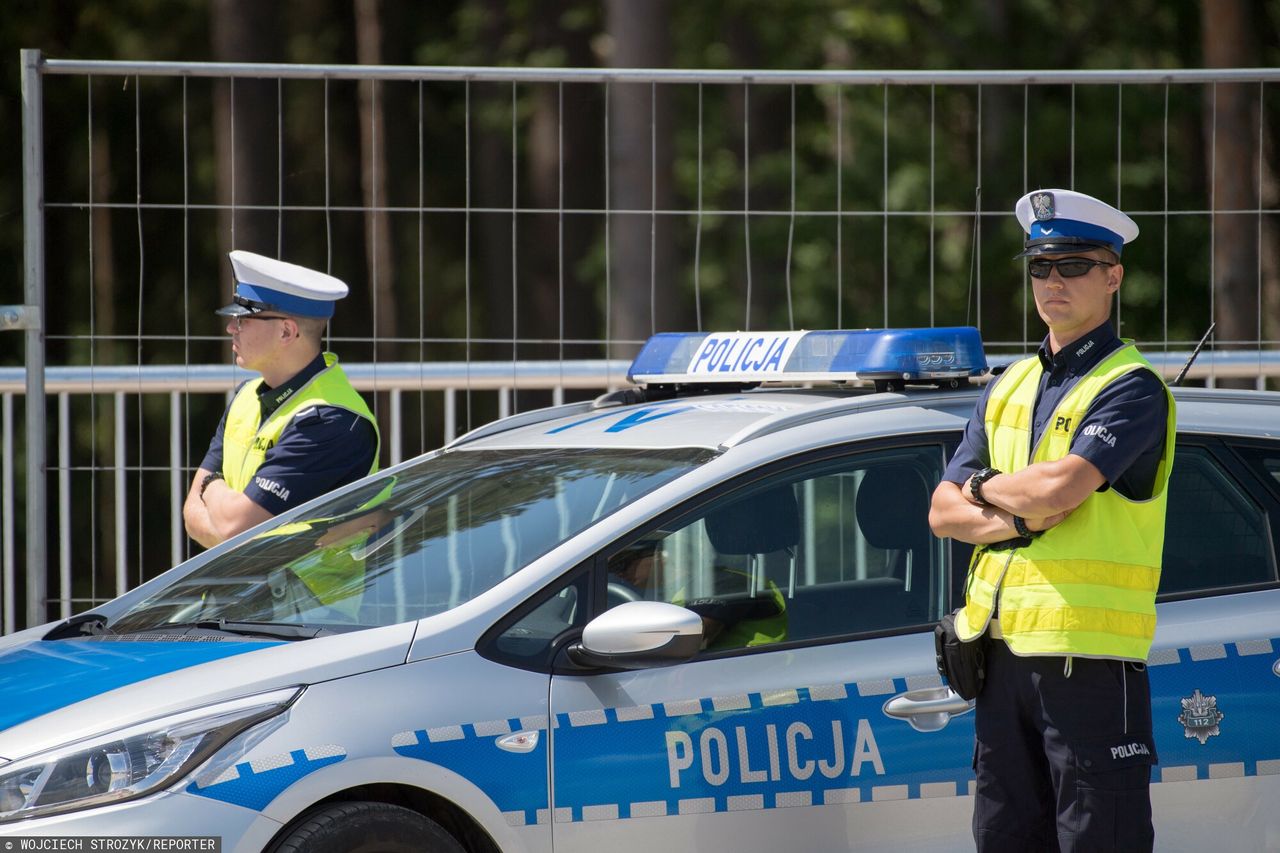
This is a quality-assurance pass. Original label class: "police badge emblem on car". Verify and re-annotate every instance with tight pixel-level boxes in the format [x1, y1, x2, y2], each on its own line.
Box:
[1177, 689, 1224, 745]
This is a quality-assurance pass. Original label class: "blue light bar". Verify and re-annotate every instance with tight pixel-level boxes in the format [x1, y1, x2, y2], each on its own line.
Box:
[627, 327, 988, 386]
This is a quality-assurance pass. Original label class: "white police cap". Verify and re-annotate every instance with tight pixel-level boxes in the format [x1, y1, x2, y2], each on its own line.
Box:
[217, 251, 349, 319]
[1014, 189, 1139, 258]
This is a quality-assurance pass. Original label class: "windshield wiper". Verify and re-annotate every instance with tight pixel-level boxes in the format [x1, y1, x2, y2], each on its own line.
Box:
[112, 619, 338, 641]
[44, 612, 113, 640]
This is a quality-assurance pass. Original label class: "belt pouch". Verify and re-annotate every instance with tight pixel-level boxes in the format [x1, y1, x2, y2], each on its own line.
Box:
[934, 609, 987, 700]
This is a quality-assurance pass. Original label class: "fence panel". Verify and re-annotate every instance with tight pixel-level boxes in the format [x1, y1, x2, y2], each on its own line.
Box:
[8, 57, 1280, 632]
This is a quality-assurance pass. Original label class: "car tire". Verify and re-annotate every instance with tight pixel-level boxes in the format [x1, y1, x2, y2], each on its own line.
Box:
[271, 801, 464, 853]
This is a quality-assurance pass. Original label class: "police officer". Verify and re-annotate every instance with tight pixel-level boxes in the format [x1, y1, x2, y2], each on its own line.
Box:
[183, 251, 380, 550]
[928, 189, 1176, 852]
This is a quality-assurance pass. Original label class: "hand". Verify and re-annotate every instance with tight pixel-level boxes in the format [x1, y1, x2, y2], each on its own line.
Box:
[963, 472, 985, 505]
[1024, 510, 1069, 532]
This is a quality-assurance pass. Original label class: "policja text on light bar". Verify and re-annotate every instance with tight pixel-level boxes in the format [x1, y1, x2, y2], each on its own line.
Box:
[627, 327, 989, 388]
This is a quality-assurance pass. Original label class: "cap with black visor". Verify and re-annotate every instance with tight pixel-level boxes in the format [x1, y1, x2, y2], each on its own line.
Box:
[216, 250, 348, 320]
[1013, 189, 1139, 264]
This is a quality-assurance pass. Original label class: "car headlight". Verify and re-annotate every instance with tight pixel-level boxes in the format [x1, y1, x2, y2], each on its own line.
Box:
[0, 687, 299, 823]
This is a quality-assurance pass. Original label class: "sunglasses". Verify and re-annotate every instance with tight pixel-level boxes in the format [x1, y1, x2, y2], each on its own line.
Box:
[1027, 257, 1115, 279]
[232, 314, 288, 332]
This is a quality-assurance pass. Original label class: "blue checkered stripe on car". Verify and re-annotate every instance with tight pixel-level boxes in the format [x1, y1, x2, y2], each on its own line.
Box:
[187, 744, 347, 811]
[393, 715, 552, 827]
[393, 673, 974, 826]
[548, 673, 972, 824]
[1147, 637, 1280, 784]
[391, 635, 1280, 826]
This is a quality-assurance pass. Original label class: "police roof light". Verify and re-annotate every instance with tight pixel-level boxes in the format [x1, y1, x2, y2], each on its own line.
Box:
[627, 327, 988, 386]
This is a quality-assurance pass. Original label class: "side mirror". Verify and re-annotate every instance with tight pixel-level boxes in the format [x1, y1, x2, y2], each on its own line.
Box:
[568, 601, 702, 670]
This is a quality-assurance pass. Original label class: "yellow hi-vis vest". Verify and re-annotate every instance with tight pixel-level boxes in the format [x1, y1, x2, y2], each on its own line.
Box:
[954, 344, 1176, 661]
[222, 353, 379, 610]
[222, 352, 380, 495]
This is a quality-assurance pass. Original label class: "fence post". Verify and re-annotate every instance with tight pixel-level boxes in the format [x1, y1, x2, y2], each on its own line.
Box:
[3, 394, 14, 634]
[22, 49, 47, 629]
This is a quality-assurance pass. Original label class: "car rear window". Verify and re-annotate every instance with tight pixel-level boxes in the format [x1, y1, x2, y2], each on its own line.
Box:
[1159, 442, 1280, 597]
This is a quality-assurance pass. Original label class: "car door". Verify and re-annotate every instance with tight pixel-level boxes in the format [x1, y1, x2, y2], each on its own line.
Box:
[547, 440, 976, 853]
[1146, 437, 1280, 850]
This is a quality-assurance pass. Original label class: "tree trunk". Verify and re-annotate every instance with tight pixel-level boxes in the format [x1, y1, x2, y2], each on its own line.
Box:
[473, 0, 519, 353]
[91, 130, 117, 368]
[723, 13, 787, 331]
[1201, 0, 1274, 388]
[355, 0, 398, 363]
[90, 127, 118, 598]
[210, 0, 280, 265]
[976, 0, 1018, 340]
[605, 0, 675, 358]
[522, 0, 606, 360]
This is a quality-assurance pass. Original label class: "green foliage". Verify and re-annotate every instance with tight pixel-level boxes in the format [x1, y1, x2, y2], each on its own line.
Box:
[3, 0, 1280, 588]
[4, 0, 1276, 366]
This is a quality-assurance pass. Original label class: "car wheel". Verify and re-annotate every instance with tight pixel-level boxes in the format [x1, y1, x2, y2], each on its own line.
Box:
[271, 801, 464, 853]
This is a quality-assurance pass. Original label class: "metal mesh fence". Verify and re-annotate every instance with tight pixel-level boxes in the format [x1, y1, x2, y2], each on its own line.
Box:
[7, 58, 1280, 632]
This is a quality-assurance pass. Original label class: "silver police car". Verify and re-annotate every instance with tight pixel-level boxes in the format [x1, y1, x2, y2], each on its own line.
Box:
[0, 328, 1276, 851]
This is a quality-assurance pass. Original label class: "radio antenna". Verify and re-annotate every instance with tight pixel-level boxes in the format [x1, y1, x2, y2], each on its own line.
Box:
[1172, 322, 1216, 387]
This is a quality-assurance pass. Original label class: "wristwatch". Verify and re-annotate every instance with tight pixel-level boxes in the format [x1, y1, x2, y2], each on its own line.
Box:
[200, 471, 224, 501]
[1012, 515, 1042, 539]
[969, 467, 1000, 506]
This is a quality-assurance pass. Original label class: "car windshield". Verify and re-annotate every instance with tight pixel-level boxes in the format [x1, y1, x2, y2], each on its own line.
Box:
[109, 446, 713, 634]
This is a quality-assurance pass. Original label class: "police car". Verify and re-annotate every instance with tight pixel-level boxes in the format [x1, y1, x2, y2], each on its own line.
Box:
[1, 328, 1277, 852]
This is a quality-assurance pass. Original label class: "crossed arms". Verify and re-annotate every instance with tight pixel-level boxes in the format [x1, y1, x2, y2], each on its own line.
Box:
[182, 468, 274, 549]
[928, 454, 1106, 545]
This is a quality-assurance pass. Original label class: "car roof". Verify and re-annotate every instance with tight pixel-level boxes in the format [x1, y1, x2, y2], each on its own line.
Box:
[1166, 387, 1280, 440]
[453, 388, 958, 451]
[453, 383, 1280, 453]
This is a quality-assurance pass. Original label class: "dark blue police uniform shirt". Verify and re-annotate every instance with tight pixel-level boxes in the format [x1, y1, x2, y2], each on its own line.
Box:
[199, 352, 378, 516]
[943, 322, 1169, 500]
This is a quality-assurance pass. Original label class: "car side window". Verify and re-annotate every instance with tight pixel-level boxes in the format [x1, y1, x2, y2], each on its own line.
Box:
[1159, 443, 1279, 596]
[484, 569, 592, 671]
[1234, 443, 1280, 498]
[605, 444, 949, 653]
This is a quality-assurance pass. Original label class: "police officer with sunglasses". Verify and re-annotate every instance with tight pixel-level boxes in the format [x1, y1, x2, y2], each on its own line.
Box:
[929, 189, 1176, 851]
[183, 251, 380, 551]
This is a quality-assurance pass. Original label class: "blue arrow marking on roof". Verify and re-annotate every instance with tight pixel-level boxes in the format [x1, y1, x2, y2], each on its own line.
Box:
[546, 403, 694, 435]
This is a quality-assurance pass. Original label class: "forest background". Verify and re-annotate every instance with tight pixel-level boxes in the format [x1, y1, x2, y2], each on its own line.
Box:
[0, 0, 1278, 608]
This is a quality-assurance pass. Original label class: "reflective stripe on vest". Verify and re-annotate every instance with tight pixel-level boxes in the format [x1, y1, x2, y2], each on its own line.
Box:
[221, 352, 380, 495]
[954, 344, 1176, 661]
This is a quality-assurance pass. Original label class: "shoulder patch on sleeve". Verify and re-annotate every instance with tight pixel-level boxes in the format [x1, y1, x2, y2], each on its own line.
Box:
[292, 405, 320, 424]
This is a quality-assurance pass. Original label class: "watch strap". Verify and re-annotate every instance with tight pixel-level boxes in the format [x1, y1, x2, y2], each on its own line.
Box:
[200, 471, 224, 499]
[969, 467, 1000, 506]
[984, 536, 1033, 552]
[1013, 515, 1042, 539]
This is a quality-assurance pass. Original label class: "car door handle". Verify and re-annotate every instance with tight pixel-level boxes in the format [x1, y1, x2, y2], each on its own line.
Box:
[882, 686, 974, 732]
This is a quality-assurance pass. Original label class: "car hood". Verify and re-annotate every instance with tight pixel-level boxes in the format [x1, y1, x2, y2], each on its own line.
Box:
[0, 621, 419, 762]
